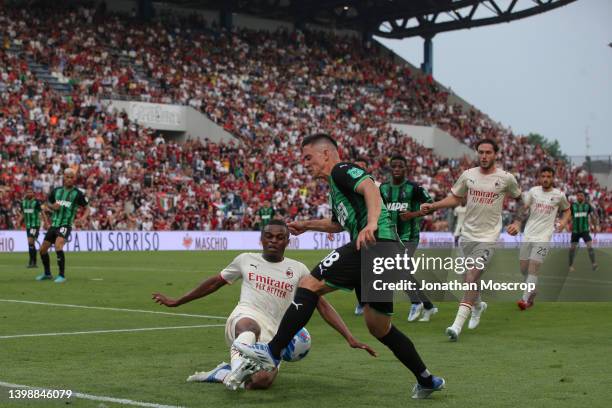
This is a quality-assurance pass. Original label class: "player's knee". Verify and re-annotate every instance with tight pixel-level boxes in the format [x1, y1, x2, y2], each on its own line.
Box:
[298, 275, 327, 294]
[364, 310, 391, 338]
[234, 319, 261, 339]
[247, 371, 275, 390]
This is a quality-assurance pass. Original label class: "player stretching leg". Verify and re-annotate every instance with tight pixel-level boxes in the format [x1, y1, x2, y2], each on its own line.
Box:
[422, 139, 522, 341]
[37, 169, 89, 283]
[568, 191, 600, 272]
[517, 167, 570, 310]
[153, 220, 376, 390]
[233, 134, 444, 399]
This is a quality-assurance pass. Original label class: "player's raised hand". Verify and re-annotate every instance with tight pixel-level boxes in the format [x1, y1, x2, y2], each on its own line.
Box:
[287, 221, 307, 236]
[420, 203, 434, 215]
[507, 222, 520, 236]
[348, 337, 378, 357]
[152, 292, 179, 307]
[356, 223, 377, 250]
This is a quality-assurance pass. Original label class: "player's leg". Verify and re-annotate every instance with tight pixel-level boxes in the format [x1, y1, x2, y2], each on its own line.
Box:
[223, 317, 264, 389]
[454, 267, 485, 334]
[524, 260, 541, 305]
[584, 234, 597, 270]
[404, 245, 435, 322]
[27, 233, 37, 267]
[54, 236, 67, 283]
[363, 304, 444, 399]
[37, 228, 56, 280]
[518, 242, 531, 278]
[568, 234, 579, 272]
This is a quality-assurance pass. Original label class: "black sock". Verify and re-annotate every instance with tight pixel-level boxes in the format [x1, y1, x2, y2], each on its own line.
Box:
[28, 245, 36, 264]
[378, 325, 433, 387]
[569, 247, 576, 266]
[41, 252, 51, 275]
[56, 251, 65, 277]
[422, 301, 434, 310]
[268, 287, 319, 359]
[588, 247, 596, 264]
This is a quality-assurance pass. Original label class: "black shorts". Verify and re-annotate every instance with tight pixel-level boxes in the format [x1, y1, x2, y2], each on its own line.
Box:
[571, 232, 592, 243]
[310, 240, 399, 316]
[26, 227, 40, 239]
[44, 226, 72, 243]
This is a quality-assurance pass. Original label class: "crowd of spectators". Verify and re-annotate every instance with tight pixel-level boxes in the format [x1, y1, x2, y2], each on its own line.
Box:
[1, 4, 610, 233]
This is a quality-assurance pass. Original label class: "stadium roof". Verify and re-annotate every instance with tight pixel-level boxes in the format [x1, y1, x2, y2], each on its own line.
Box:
[166, 0, 577, 38]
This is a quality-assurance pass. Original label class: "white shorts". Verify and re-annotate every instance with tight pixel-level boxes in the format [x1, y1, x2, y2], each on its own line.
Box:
[458, 240, 496, 268]
[224, 305, 278, 347]
[519, 242, 549, 263]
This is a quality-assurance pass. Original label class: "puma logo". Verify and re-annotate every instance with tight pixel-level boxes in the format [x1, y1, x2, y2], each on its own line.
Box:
[292, 301, 303, 310]
[250, 264, 258, 269]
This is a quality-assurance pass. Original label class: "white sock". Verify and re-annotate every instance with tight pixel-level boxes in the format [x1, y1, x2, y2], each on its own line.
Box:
[522, 274, 538, 302]
[230, 331, 256, 372]
[451, 303, 472, 332]
[213, 365, 231, 382]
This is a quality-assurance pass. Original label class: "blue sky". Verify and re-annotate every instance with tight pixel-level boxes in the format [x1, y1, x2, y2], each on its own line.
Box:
[376, 0, 611, 158]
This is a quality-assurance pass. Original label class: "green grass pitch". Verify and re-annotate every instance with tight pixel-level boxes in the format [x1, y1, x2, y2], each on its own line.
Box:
[0, 249, 611, 407]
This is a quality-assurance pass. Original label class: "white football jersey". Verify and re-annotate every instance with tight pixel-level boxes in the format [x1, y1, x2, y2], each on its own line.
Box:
[523, 186, 570, 242]
[220, 253, 310, 326]
[451, 167, 521, 242]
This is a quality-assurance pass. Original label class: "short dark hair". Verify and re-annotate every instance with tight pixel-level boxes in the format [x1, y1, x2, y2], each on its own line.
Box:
[576, 190, 587, 197]
[390, 155, 407, 164]
[475, 139, 499, 153]
[301, 133, 338, 149]
[263, 219, 289, 232]
[540, 166, 555, 176]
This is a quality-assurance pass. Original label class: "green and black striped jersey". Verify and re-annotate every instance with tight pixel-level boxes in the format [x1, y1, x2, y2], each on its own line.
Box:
[258, 207, 275, 229]
[21, 199, 42, 228]
[380, 180, 433, 242]
[328, 162, 396, 241]
[48, 187, 88, 228]
[570, 202, 592, 234]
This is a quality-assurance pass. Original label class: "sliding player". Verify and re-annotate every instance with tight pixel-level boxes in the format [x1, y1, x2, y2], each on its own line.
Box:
[153, 220, 376, 390]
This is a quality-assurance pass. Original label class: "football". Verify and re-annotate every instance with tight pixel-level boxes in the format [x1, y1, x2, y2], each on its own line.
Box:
[281, 327, 312, 362]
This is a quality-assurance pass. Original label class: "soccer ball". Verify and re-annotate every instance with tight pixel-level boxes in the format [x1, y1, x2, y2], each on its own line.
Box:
[281, 327, 311, 362]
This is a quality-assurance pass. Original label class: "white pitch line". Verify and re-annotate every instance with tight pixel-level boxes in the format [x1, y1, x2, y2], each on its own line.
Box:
[0, 324, 224, 339]
[0, 380, 185, 408]
[0, 299, 227, 320]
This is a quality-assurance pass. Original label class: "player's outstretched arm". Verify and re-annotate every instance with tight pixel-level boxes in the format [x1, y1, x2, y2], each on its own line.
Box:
[288, 219, 343, 235]
[421, 194, 462, 214]
[316, 296, 378, 357]
[77, 207, 90, 228]
[507, 196, 526, 236]
[152, 275, 227, 307]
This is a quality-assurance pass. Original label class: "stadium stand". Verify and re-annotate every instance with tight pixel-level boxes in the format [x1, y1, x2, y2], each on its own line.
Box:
[1, 4, 609, 232]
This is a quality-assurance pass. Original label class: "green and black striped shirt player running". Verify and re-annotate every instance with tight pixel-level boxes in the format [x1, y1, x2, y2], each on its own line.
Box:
[232, 134, 444, 399]
[379, 155, 437, 322]
[19, 188, 44, 268]
[569, 191, 599, 271]
[37, 169, 89, 283]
